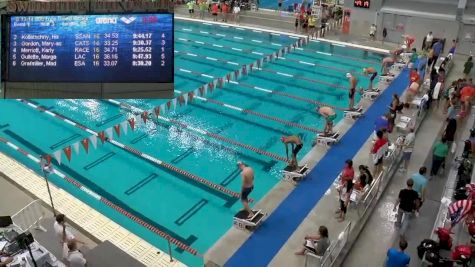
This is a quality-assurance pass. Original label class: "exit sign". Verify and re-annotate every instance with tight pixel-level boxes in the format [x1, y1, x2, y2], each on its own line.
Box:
[354, 0, 370, 8]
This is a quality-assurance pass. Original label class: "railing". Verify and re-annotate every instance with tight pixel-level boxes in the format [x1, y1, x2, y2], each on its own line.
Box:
[320, 221, 351, 267]
[11, 199, 47, 232]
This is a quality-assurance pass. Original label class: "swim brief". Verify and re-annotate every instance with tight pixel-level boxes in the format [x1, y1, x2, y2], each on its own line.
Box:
[241, 186, 254, 201]
[370, 72, 378, 81]
[349, 88, 356, 99]
[292, 144, 303, 156]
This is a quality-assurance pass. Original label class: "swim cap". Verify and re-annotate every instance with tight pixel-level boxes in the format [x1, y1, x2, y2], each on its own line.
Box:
[363, 68, 367, 73]
[281, 136, 286, 142]
[346, 73, 352, 78]
[237, 161, 243, 165]
[401, 44, 407, 49]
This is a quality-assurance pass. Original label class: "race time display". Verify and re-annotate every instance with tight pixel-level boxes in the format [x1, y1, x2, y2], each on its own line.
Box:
[8, 14, 173, 83]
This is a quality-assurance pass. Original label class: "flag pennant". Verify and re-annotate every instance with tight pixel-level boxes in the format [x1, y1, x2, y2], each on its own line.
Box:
[242, 65, 247, 75]
[257, 59, 261, 69]
[120, 121, 128, 136]
[278, 49, 282, 57]
[250, 63, 254, 72]
[226, 73, 231, 82]
[199, 86, 205, 96]
[141, 111, 148, 123]
[166, 101, 171, 110]
[114, 124, 121, 137]
[218, 78, 223, 88]
[189, 91, 195, 103]
[53, 150, 62, 165]
[72, 142, 80, 155]
[89, 135, 97, 149]
[204, 83, 208, 95]
[98, 131, 106, 144]
[105, 127, 114, 140]
[134, 114, 142, 127]
[159, 104, 166, 115]
[209, 81, 214, 92]
[63, 146, 72, 162]
[45, 154, 52, 165]
[213, 79, 218, 90]
[234, 70, 240, 80]
[172, 98, 177, 111]
[128, 117, 136, 130]
[81, 138, 89, 153]
[270, 54, 274, 61]
[293, 43, 296, 49]
[154, 106, 160, 117]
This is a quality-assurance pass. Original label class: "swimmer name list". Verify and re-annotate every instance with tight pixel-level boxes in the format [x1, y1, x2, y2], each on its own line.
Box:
[11, 33, 61, 67]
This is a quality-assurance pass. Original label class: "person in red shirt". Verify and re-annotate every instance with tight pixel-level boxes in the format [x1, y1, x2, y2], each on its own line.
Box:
[211, 3, 219, 21]
[221, 2, 229, 22]
[371, 130, 388, 177]
[340, 159, 354, 186]
[409, 68, 419, 86]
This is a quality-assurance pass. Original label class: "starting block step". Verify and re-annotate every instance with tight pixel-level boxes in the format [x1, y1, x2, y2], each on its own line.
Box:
[313, 131, 341, 148]
[283, 164, 310, 185]
[363, 91, 379, 101]
[233, 209, 266, 231]
[344, 107, 363, 119]
[379, 75, 395, 84]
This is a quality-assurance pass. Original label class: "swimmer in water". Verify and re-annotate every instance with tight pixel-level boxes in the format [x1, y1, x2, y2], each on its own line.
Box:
[238, 161, 255, 218]
[363, 67, 378, 91]
[318, 106, 336, 136]
[346, 73, 357, 110]
[281, 135, 303, 170]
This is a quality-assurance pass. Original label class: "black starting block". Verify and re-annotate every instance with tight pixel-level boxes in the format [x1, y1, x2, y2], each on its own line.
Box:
[233, 209, 266, 231]
[313, 131, 341, 148]
[344, 107, 363, 119]
[283, 164, 310, 185]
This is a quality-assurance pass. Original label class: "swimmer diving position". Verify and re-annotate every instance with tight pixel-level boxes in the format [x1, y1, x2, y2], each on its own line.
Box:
[363, 67, 378, 91]
[382, 45, 405, 75]
[281, 135, 303, 170]
[346, 73, 358, 110]
[318, 106, 336, 136]
[238, 161, 255, 219]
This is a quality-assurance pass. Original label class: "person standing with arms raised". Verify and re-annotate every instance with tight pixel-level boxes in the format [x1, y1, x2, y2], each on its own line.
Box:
[238, 161, 255, 219]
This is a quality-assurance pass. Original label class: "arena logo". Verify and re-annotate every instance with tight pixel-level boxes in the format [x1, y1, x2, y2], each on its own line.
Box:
[120, 17, 136, 24]
[95, 17, 117, 24]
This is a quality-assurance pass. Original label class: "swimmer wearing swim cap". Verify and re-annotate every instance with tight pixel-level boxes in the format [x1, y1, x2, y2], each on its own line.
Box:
[347, 73, 358, 110]
[281, 135, 302, 170]
[363, 67, 378, 91]
[238, 161, 254, 218]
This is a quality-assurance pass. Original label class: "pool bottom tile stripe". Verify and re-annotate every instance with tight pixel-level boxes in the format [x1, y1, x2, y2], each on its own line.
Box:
[83, 152, 115, 170]
[125, 173, 158, 196]
[174, 199, 208, 226]
[0, 134, 201, 256]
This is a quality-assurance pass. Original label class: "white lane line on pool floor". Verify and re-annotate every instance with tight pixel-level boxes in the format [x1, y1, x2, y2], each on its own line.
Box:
[271, 43, 282, 46]
[277, 72, 294, 77]
[317, 51, 332, 56]
[227, 61, 239, 65]
[194, 41, 205, 45]
[212, 44, 223, 48]
[299, 61, 315, 66]
[231, 47, 242, 51]
[186, 53, 198, 57]
[206, 56, 218, 61]
[202, 22, 212, 25]
[179, 68, 192, 73]
[233, 36, 243, 40]
[178, 38, 187, 41]
[216, 33, 226, 37]
[201, 74, 214, 78]
[182, 28, 192, 31]
[251, 51, 263, 55]
[236, 28, 245, 31]
[252, 40, 263, 43]
[252, 30, 262, 33]
[220, 25, 229, 28]
[199, 31, 209, 34]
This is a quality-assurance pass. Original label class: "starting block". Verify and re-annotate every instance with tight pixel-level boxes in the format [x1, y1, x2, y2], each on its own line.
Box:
[283, 164, 310, 184]
[313, 131, 341, 148]
[344, 107, 363, 120]
[390, 63, 405, 75]
[233, 209, 266, 231]
[363, 90, 379, 101]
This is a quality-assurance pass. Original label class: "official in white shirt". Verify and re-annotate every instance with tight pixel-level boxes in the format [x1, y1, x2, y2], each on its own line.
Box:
[425, 31, 433, 50]
[53, 214, 75, 243]
[63, 240, 86, 267]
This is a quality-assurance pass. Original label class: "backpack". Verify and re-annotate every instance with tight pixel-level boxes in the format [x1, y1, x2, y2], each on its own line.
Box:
[417, 239, 439, 259]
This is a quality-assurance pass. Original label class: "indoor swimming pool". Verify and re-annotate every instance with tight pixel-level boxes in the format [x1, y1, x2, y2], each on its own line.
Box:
[0, 19, 384, 266]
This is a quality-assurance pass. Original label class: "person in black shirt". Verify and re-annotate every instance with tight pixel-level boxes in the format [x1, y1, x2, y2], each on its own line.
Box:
[394, 178, 419, 240]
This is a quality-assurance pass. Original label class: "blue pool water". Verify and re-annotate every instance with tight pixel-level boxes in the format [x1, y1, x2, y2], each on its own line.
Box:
[0, 19, 384, 266]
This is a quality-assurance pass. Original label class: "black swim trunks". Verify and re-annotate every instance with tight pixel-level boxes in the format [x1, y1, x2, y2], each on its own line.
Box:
[293, 144, 303, 156]
[370, 72, 378, 81]
[241, 186, 254, 201]
[278, 2, 282, 7]
[349, 88, 356, 99]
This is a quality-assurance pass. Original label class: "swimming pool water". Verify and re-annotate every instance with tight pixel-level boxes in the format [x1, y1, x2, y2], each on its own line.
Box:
[0, 19, 383, 266]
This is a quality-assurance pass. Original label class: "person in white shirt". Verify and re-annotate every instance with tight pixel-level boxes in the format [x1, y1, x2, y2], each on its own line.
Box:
[425, 32, 433, 50]
[54, 214, 84, 245]
[369, 24, 377, 41]
[63, 240, 86, 267]
[233, 4, 241, 24]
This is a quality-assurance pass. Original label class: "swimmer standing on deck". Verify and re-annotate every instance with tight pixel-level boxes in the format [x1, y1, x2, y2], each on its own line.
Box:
[238, 161, 255, 218]
[318, 106, 336, 136]
[346, 73, 358, 110]
[363, 67, 378, 91]
[281, 135, 303, 170]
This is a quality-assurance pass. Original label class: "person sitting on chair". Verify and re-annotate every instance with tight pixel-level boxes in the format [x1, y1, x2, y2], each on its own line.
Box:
[281, 135, 303, 170]
[295, 225, 330, 256]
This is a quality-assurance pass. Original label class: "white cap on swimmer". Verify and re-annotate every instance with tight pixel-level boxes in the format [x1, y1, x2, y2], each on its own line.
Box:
[401, 44, 407, 49]
[363, 68, 367, 73]
[346, 73, 352, 78]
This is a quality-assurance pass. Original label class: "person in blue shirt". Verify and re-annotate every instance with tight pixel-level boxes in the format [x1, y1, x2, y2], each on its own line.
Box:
[430, 40, 443, 69]
[386, 240, 410, 267]
[411, 166, 428, 211]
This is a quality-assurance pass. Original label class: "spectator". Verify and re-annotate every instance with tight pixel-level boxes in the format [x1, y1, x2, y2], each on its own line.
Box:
[211, 3, 219, 21]
[394, 178, 419, 240]
[336, 179, 353, 222]
[449, 39, 456, 54]
[369, 24, 377, 41]
[425, 31, 433, 50]
[382, 27, 387, 45]
[385, 239, 410, 267]
[355, 165, 373, 190]
[187, 0, 195, 18]
[0, 251, 13, 267]
[374, 113, 390, 134]
[400, 128, 415, 172]
[430, 137, 449, 178]
[199, 0, 207, 20]
[232, 3, 240, 24]
[443, 118, 457, 150]
[470, 129, 475, 156]
[464, 56, 474, 79]
[221, 2, 229, 22]
[431, 39, 443, 69]
[340, 159, 354, 186]
[371, 130, 389, 177]
[444, 81, 457, 114]
[295, 225, 330, 256]
[63, 240, 87, 267]
[411, 167, 428, 212]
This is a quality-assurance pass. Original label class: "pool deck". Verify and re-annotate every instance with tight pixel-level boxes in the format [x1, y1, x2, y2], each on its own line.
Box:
[0, 152, 186, 267]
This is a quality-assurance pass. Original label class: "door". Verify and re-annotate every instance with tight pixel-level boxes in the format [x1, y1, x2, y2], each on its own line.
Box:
[458, 24, 475, 56]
